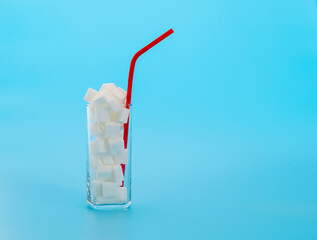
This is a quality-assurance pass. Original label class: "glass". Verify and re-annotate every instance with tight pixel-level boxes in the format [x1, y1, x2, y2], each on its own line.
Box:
[86, 104, 131, 210]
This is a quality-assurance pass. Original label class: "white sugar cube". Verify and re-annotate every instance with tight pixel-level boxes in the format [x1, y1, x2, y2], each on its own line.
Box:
[98, 122, 106, 131]
[102, 182, 119, 198]
[114, 149, 129, 165]
[89, 140, 99, 155]
[115, 187, 127, 202]
[117, 108, 130, 124]
[109, 97, 121, 113]
[94, 107, 110, 122]
[96, 196, 115, 204]
[94, 89, 112, 105]
[90, 155, 104, 169]
[91, 180, 103, 197]
[96, 138, 108, 154]
[89, 122, 104, 137]
[107, 138, 124, 154]
[84, 88, 98, 103]
[117, 87, 127, 106]
[112, 87, 126, 103]
[104, 122, 121, 138]
[95, 166, 113, 181]
[113, 165, 124, 182]
[87, 105, 95, 121]
[117, 87, 127, 96]
[93, 92, 107, 105]
[100, 83, 116, 92]
[90, 138, 108, 155]
[100, 154, 114, 165]
[110, 111, 118, 122]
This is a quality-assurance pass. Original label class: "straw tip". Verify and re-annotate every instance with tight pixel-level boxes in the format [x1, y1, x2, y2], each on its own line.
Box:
[169, 28, 174, 34]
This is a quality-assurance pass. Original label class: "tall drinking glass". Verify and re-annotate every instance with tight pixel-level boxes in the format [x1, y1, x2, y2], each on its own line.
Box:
[86, 104, 131, 210]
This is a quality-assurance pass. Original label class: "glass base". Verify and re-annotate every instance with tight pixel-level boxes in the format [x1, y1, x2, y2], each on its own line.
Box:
[87, 200, 131, 210]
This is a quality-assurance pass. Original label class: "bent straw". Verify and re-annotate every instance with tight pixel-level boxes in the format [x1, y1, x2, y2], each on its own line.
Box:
[124, 28, 174, 146]
[121, 29, 174, 183]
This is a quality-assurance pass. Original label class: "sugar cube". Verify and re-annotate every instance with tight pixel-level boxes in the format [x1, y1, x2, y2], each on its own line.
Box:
[84, 88, 98, 103]
[94, 89, 112, 105]
[110, 111, 118, 122]
[94, 107, 110, 122]
[104, 122, 121, 138]
[115, 187, 127, 202]
[109, 97, 121, 113]
[114, 149, 129, 164]
[100, 154, 114, 165]
[119, 130, 124, 138]
[117, 87, 127, 96]
[87, 105, 95, 121]
[90, 139, 108, 155]
[90, 155, 104, 169]
[102, 182, 119, 198]
[112, 87, 126, 103]
[117, 108, 130, 124]
[96, 138, 108, 154]
[107, 138, 124, 154]
[96, 196, 115, 204]
[95, 166, 113, 181]
[89, 140, 99, 155]
[94, 92, 107, 105]
[100, 83, 116, 92]
[113, 165, 124, 182]
[89, 122, 104, 137]
[91, 180, 103, 197]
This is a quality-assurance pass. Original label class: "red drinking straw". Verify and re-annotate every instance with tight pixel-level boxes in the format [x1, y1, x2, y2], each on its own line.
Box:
[120, 29, 174, 183]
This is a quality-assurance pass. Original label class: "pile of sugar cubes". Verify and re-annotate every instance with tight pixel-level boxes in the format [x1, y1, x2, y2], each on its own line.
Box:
[84, 83, 130, 204]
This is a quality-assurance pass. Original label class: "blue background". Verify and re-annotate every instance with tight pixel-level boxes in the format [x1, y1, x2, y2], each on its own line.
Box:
[1, 0, 317, 239]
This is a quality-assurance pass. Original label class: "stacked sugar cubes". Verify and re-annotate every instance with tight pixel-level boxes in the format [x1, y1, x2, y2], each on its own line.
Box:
[84, 83, 130, 204]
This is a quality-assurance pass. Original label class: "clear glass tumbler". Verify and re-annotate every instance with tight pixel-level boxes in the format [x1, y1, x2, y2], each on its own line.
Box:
[86, 104, 131, 210]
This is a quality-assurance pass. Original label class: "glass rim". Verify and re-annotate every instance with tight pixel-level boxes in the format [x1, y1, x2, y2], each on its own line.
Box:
[86, 103, 132, 108]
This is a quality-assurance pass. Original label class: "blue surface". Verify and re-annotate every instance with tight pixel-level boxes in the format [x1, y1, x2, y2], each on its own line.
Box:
[1, 0, 317, 239]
